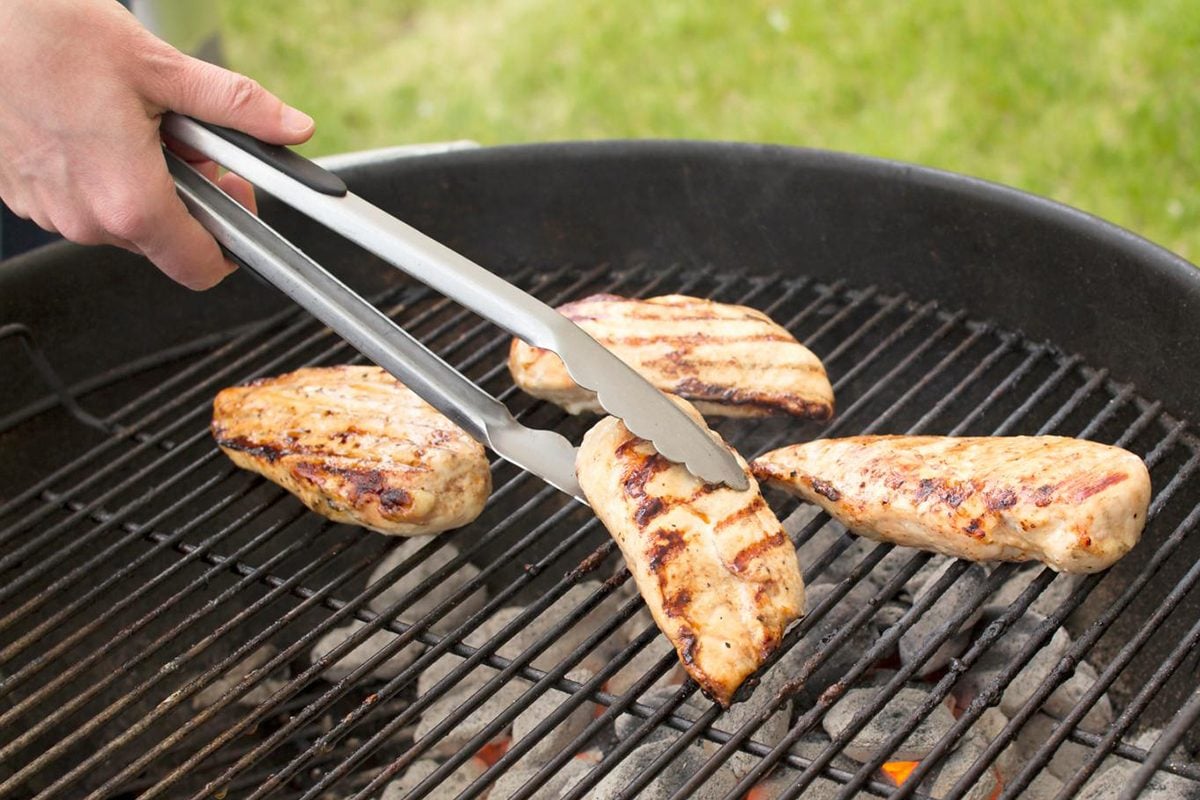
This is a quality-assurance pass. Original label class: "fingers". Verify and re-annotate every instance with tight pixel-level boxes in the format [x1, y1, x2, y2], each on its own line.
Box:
[153, 159, 256, 287]
[148, 53, 314, 146]
[218, 172, 257, 215]
[94, 160, 234, 290]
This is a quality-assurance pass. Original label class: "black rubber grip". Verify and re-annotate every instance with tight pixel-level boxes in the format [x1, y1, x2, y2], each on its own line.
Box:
[196, 121, 348, 197]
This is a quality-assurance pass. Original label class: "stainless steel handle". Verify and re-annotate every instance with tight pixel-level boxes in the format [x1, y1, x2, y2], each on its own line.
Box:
[163, 115, 566, 349]
[166, 152, 586, 501]
[161, 113, 747, 489]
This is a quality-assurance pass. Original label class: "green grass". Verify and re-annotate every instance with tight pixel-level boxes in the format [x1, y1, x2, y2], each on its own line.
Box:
[219, 0, 1200, 262]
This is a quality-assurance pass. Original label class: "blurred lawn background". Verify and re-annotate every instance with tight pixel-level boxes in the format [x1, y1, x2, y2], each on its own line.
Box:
[218, 0, 1199, 263]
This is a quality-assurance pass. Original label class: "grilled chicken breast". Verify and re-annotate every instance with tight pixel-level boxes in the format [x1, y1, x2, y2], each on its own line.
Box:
[211, 366, 491, 536]
[752, 436, 1151, 573]
[577, 400, 805, 706]
[509, 293, 834, 419]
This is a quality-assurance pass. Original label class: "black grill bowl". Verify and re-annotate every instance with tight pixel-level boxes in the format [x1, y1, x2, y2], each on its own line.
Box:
[1, 142, 1198, 800]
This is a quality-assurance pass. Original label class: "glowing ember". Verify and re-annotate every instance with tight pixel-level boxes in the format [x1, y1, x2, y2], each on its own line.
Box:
[881, 760, 920, 786]
[474, 737, 511, 768]
[743, 784, 770, 800]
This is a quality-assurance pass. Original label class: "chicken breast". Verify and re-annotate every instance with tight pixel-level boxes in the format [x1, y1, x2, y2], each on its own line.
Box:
[509, 293, 834, 419]
[211, 365, 491, 536]
[752, 436, 1151, 573]
[577, 400, 805, 706]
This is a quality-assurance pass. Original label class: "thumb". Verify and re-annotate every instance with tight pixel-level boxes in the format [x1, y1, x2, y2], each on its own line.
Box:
[157, 56, 314, 145]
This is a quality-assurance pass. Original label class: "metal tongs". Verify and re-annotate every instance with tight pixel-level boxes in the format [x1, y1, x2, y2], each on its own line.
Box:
[162, 114, 747, 503]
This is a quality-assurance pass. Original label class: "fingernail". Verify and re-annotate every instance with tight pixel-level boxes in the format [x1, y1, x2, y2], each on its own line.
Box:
[282, 106, 314, 135]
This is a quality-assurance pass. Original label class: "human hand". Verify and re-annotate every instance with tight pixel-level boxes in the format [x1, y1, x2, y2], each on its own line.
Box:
[0, 0, 314, 289]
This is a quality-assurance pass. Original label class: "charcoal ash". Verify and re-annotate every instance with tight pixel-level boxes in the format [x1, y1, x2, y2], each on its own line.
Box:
[1077, 729, 1200, 800]
[986, 563, 1087, 618]
[605, 608, 687, 697]
[972, 706, 1019, 783]
[872, 598, 910, 635]
[414, 607, 532, 759]
[717, 646, 802, 778]
[190, 644, 289, 710]
[309, 536, 486, 682]
[613, 683, 707, 743]
[898, 559, 988, 677]
[787, 581, 880, 709]
[589, 737, 738, 800]
[822, 685, 957, 762]
[748, 767, 876, 800]
[489, 751, 601, 800]
[310, 621, 425, 682]
[1042, 658, 1114, 731]
[1027, 770, 1067, 797]
[509, 668, 597, 764]
[1078, 761, 1200, 799]
[790, 728, 864, 773]
[753, 733, 883, 800]
[379, 756, 488, 800]
[1016, 712, 1092, 781]
[949, 608, 1071, 719]
[415, 582, 622, 758]
[921, 731, 1000, 800]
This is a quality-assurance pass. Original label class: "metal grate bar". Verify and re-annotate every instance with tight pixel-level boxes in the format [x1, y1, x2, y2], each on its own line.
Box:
[3, 268, 1198, 800]
[260, 276, 781, 800]
[877, 441, 1199, 800]
[1057, 594, 1200, 794]
[699, 343, 1169, 800]
[0, 506, 344, 790]
[0, 265, 609, 655]
[24, 529, 381, 799]
[665, 336, 1058, 797]
[7, 261, 638, 796]
[0, 317, 285, 435]
[818, 310, 967, 439]
[1062, 729, 1200, 782]
[0, 468, 252, 680]
[0, 434, 225, 601]
[124, 267, 739, 800]
[572, 310, 1001, 800]
[1124, 684, 1200, 798]
[39, 267, 676, 796]
[0, 323, 111, 433]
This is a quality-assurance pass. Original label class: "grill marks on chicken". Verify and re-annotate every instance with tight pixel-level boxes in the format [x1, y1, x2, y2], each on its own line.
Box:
[752, 435, 1151, 573]
[577, 401, 805, 706]
[211, 366, 491, 536]
[509, 293, 834, 418]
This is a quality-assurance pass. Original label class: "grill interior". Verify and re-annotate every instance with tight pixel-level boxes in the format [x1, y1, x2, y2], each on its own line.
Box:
[2, 263, 1199, 800]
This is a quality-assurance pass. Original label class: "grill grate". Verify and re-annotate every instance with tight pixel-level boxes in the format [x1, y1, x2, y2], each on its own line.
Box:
[1, 265, 1199, 800]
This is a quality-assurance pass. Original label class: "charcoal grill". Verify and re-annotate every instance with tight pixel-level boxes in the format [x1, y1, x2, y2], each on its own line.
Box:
[1, 142, 1199, 799]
